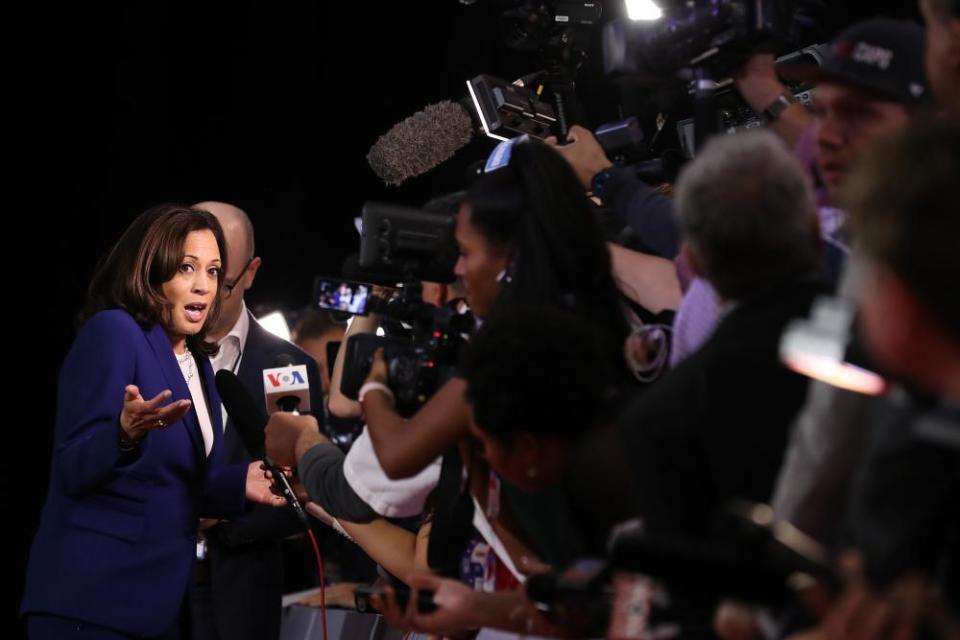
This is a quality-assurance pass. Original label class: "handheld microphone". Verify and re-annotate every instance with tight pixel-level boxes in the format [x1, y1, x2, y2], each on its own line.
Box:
[215, 369, 310, 529]
[263, 354, 311, 414]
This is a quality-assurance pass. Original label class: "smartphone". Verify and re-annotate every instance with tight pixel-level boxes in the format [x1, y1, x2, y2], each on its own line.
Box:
[314, 277, 373, 315]
[353, 585, 437, 614]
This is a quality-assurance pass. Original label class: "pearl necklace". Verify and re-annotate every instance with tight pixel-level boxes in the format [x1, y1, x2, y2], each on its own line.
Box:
[176, 348, 194, 383]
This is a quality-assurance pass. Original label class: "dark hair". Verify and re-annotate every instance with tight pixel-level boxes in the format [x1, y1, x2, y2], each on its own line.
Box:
[844, 115, 960, 343]
[465, 138, 629, 368]
[81, 203, 228, 356]
[463, 306, 609, 445]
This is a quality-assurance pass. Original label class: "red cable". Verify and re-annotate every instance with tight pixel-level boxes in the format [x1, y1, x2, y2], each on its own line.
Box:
[306, 529, 328, 640]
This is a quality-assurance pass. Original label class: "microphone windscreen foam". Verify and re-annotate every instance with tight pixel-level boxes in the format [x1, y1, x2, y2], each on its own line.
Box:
[367, 101, 475, 186]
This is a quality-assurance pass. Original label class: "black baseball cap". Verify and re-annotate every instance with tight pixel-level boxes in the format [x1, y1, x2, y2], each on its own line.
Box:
[783, 18, 931, 105]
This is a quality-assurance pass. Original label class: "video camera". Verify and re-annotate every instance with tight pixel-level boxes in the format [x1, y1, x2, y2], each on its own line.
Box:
[357, 201, 460, 286]
[320, 202, 473, 417]
[601, 1, 824, 154]
[498, 1, 602, 53]
[337, 283, 472, 417]
[603, 0, 784, 85]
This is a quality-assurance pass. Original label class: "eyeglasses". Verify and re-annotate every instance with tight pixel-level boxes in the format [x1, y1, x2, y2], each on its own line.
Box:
[222, 256, 255, 298]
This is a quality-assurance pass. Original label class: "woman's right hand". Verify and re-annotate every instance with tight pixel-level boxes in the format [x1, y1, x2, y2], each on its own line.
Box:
[119, 384, 192, 444]
[244, 461, 288, 507]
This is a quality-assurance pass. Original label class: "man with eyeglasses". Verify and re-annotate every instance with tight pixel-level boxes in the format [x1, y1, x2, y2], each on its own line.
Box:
[186, 201, 322, 640]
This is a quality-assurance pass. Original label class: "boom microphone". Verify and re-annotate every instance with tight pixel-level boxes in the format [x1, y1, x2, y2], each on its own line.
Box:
[367, 101, 475, 186]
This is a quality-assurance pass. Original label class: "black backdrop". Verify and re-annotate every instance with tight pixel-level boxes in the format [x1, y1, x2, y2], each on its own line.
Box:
[14, 0, 921, 631]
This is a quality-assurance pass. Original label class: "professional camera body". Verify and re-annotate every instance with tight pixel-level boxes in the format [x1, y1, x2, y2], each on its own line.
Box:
[599, 0, 823, 159]
[357, 201, 460, 286]
[498, 1, 602, 54]
[603, 0, 784, 85]
[322, 201, 473, 416]
[339, 283, 472, 417]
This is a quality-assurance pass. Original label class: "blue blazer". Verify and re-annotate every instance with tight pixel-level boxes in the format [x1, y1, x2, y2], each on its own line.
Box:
[22, 310, 248, 637]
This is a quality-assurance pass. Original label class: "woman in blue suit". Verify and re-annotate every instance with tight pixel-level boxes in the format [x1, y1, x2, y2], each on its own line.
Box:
[22, 204, 285, 639]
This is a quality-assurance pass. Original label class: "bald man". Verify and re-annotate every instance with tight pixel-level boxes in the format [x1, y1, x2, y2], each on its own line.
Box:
[187, 201, 322, 640]
[198, 201, 261, 346]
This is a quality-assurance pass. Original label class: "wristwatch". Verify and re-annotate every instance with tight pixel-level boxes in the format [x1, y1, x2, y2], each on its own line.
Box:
[762, 92, 798, 123]
[590, 167, 614, 199]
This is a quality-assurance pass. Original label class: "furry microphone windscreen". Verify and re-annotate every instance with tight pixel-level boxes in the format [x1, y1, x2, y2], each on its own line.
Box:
[367, 101, 475, 186]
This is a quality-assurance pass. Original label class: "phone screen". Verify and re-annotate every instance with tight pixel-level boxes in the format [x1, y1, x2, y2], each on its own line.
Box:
[315, 278, 372, 315]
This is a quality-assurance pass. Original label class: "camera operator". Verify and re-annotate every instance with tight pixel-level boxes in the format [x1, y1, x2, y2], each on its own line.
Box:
[266, 191, 469, 534]
[352, 139, 637, 593]
[357, 136, 631, 482]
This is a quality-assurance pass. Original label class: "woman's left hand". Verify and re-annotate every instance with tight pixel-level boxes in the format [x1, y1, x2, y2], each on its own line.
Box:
[363, 348, 389, 386]
[244, 461, 288, 507]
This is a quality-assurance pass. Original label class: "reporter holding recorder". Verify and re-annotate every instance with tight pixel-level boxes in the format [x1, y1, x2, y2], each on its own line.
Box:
[21, 204, 285, 639]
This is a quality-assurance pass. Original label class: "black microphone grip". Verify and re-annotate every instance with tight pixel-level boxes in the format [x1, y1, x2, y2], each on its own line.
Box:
[215, 369, 310, 530]
[263, 454, 310, 528]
